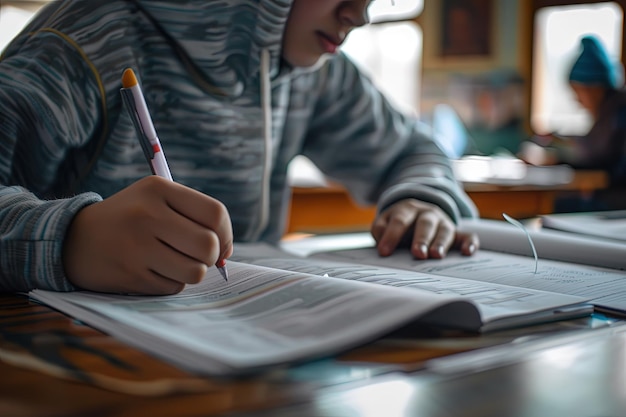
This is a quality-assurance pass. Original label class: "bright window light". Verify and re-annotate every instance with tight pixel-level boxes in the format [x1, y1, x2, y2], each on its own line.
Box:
[342, 22, 423, 116]
[0, 3, 50, 54]
[0, 6, 34, 53]
[369, 0, 423, 23]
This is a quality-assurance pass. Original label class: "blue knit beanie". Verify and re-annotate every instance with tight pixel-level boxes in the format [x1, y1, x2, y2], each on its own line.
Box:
[568, 35, 621, 88]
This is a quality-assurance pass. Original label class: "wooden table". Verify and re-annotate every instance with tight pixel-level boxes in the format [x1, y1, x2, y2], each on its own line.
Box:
[287, 170, 609, 234]
[1, 293, 625, 417]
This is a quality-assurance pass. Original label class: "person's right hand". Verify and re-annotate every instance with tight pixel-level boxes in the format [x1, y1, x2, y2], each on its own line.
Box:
[62, 176, 233, 295]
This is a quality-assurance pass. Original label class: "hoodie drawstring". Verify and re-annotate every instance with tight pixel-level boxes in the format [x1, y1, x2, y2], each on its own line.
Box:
[254, 48, 273, 240]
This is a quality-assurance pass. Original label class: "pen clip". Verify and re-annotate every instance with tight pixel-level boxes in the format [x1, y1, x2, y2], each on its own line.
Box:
[120, 87, 155, 161]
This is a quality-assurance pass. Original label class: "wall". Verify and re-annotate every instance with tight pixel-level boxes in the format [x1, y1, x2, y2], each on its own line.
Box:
[417, 0, 532, 155]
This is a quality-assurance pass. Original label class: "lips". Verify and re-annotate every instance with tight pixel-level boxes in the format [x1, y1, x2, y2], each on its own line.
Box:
[317, 32, 342, 54]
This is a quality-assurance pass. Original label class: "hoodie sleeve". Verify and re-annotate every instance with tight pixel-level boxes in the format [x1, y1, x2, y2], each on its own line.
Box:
[301, 53, 478, 223]
[0, 30, 104, 292]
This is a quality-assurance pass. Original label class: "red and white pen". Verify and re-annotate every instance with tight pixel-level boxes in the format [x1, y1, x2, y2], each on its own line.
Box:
[120, 68, 228, 282]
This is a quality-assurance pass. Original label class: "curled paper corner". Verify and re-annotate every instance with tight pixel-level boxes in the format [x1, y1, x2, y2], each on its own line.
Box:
[502, 213, 538, 274]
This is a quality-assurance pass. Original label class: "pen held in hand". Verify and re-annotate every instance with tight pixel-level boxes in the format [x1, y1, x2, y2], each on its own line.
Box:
[120, 68, 172, 181]
[120, 68, 228, 282]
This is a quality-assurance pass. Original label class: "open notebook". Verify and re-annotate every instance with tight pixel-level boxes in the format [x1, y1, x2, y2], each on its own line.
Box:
[30, 242, 592, 376]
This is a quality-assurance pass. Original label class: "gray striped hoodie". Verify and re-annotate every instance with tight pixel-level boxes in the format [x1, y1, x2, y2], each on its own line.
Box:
[0, 0, 477, 292]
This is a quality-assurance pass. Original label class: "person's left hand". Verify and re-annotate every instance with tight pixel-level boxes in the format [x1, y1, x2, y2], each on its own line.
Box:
[371, 199, 479, 259]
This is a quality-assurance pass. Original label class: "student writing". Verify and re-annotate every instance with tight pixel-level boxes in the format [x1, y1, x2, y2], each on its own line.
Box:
[0, 0, 479, 295]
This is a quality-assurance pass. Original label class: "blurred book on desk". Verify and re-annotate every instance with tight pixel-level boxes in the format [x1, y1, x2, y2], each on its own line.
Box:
[452, 155, 574, 186]
[540, 210, 626, 243]
[288, 153, 576, 189]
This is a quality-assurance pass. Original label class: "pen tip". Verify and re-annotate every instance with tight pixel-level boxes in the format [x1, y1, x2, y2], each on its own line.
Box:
[122, 68, 138, 88]
[216, 259, 228, 282]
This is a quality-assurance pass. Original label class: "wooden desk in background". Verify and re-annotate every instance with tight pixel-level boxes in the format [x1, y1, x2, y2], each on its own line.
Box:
[1, 293, 625, 417]
[287, 170, 609, 234]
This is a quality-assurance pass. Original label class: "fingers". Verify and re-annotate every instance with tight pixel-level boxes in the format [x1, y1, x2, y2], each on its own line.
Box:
[371, 199, 479, 259]
[456, 232, 480, 256]
[154, 177, 234, 263]
[123, 269, 187, 295]
[411, 210, 454, 259]
[371, 201, 419, 257]
[153, 204, 223, 267]
[143, 176, 233, 278]
[146, 239, 210, 285]
[63, 176, 234, 295]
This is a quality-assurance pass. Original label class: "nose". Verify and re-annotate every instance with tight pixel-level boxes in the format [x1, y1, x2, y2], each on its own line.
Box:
[338, 1, 370, 29]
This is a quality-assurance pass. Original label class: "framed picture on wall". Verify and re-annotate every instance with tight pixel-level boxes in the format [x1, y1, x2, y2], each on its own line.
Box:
[440, 0, 493, 58]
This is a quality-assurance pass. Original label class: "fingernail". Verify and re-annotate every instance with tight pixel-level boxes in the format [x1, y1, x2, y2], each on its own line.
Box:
[415, 244, 428, 256]
[468, 243, 476, 254]
[436, 245, 444, 257]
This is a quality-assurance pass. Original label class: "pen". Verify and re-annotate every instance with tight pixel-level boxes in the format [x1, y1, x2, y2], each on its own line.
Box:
[120, 67, 229, 282]
[120, 69, 172, 181]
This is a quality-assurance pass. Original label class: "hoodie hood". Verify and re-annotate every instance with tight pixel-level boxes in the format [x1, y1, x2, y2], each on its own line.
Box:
[135, 0, 292, 97]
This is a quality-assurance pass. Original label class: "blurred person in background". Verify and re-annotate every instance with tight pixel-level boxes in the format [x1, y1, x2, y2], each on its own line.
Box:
[519, 35, 626, 211]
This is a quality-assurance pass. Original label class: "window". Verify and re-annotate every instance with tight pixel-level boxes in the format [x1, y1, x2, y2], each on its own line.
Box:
[342, 22, 422, 116]
[342, 0, 424, 116]
[531, 2, 623, 135]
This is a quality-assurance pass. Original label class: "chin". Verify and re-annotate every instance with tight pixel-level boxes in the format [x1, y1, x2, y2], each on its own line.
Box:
[284, 52, 326, 69]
